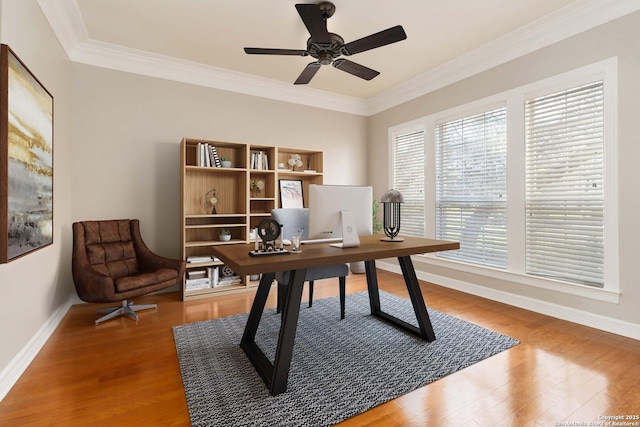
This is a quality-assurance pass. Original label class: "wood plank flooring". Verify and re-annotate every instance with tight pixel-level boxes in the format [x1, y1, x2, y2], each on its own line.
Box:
[1, 270, 639, 426]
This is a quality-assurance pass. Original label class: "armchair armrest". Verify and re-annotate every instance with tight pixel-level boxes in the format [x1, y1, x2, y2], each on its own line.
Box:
[72, 261, 117, 303]
[130, 220, 186, 278]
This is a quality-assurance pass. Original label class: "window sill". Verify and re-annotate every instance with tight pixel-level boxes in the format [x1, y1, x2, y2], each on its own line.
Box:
[410, 254, 620, 304]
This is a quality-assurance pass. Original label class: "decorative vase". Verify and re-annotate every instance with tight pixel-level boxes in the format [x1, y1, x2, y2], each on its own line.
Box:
[219, 234, 231, 242]
[221, 160, 232, 168]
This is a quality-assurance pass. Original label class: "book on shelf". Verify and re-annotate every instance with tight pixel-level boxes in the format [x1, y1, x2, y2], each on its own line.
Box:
[204, 144, 211, 167]
[185, 277, 211, 290]
[209, 266, 220, 287]
[217, 275, 241, 287]
[187, 269, 207, 280]
[199, 142, 209, 167]
[187, 255, 214, 263]
[209, 145, 222, 167]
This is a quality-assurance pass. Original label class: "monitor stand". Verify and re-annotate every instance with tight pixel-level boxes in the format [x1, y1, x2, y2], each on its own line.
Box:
[330, 210, 360, 248]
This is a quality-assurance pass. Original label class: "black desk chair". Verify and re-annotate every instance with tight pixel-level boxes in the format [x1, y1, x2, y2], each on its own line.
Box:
[272, 208, 348, 319]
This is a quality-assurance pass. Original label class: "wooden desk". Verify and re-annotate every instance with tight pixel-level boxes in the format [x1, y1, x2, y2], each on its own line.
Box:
[210, 234, 459, 396]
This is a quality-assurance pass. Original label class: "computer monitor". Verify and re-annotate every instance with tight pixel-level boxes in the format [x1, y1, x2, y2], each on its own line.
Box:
[307, 184, 373, 246]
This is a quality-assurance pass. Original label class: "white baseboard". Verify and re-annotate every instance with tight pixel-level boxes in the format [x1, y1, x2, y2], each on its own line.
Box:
[377, 261, 640, 341]
[0, 294, 76, 402]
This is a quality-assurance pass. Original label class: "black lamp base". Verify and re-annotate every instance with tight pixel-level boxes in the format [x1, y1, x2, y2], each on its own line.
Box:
[380, 237, 404, 242]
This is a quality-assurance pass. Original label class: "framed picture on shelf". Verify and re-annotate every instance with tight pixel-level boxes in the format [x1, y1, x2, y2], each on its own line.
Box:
[279, 179, 304, 208]
[0, 44, 54, 263]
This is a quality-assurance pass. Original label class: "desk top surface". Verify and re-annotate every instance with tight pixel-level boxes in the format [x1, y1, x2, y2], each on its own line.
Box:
[209, 234, 459, 276]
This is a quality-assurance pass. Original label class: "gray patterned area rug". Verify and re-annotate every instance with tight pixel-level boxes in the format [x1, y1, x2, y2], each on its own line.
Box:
[173, 290, 519, 427]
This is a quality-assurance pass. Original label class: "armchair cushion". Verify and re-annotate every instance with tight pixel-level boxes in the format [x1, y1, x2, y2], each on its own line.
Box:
[115, 268, 178, 293]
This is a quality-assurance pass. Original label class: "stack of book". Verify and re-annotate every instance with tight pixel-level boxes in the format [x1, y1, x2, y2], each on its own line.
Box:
[217, 274, 242, 287]
[185, 269, 210, 290]
[251, 151, 269, 170]
[196, 142, 222, 167]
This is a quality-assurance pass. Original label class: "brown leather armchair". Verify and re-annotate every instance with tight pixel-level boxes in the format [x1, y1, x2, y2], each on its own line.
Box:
[72, 219, 185, 325]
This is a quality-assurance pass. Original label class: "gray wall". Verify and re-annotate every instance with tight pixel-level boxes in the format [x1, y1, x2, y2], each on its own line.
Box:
[367, 11, 640, 325]
[70, 64, 368, 256]
[0, 0, 73, 371]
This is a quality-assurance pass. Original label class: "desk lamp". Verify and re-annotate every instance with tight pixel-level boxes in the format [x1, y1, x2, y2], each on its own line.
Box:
[380, 189, 404, 242]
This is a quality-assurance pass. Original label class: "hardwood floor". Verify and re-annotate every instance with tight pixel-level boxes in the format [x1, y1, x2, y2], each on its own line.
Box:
[1, 269, 639, 426]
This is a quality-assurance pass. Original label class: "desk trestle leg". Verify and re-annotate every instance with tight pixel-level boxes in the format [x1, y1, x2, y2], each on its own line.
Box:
[240, 269, 307, 396]
[365, 258, 436, 342]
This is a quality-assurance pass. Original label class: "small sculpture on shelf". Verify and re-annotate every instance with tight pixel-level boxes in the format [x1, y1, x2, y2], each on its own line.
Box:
[251, 179, 265, 198]
[205, 189, 218, 214]
[287, 154, 303, 171]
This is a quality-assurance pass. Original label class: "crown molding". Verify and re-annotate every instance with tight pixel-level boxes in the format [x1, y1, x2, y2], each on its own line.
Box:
[366, 0, 640, 115]
[37, 0, 87, 48]
[36, 0, 368, 115]
[38, 0, 640, 117]
[71, 39, 370, 115]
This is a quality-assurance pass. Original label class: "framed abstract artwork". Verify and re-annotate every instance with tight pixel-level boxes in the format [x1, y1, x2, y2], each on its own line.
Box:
[1, 44, 54, 263]
[279, 179, 304, 209]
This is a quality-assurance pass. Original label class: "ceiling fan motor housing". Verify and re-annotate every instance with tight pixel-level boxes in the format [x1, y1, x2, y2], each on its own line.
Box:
[306, 33, 344, 65]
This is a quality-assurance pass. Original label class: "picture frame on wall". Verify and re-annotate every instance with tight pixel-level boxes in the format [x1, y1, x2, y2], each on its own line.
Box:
[279, 179, 303, 209]
[0, 44, 54, 263]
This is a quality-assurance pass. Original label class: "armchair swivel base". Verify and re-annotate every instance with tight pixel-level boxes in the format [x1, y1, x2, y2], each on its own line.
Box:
[94, 299, 158, 325]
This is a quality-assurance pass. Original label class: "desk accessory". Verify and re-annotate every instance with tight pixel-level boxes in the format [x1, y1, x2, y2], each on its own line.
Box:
[380, 189, 404, 242]
[249, 219, 289, 256]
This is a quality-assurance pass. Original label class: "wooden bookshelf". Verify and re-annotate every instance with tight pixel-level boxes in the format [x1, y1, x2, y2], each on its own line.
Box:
[180, 138, 323, 300]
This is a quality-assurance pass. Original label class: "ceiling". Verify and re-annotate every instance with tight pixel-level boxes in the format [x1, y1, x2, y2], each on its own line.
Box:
[38, 0, 639, 115]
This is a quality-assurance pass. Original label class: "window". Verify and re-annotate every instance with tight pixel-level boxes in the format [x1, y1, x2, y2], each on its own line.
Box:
[525, 82, 604, 287]
[435, 108, 508, 268]
[391, 129, 425, 237]
[389, 58, 617, 295]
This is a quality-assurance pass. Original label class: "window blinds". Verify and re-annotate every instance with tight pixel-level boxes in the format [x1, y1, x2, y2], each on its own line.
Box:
[392, 130, 425, 237]
[435, 108, 508, 268]
[525, 81, 604, 287]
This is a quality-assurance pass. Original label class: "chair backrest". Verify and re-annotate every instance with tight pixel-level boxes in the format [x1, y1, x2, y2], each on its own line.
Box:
[76, 220, 139, 280]
[271, 208, 309, 241]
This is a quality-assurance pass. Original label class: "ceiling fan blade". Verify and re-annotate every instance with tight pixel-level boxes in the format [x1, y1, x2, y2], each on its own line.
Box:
[342, 25, 407, 56]
[295, 4, 331, 44]
[294, 62, 322, 85]
[333, 59, 380, 81]
[244, 47, 308, 56]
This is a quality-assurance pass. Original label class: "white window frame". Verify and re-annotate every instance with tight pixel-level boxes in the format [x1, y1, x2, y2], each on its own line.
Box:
[388, 58, 619, 303]
[388, 121, 426, 237]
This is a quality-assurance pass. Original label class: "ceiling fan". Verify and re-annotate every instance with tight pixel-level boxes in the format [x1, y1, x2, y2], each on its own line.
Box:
[243, 1, 407, 85]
